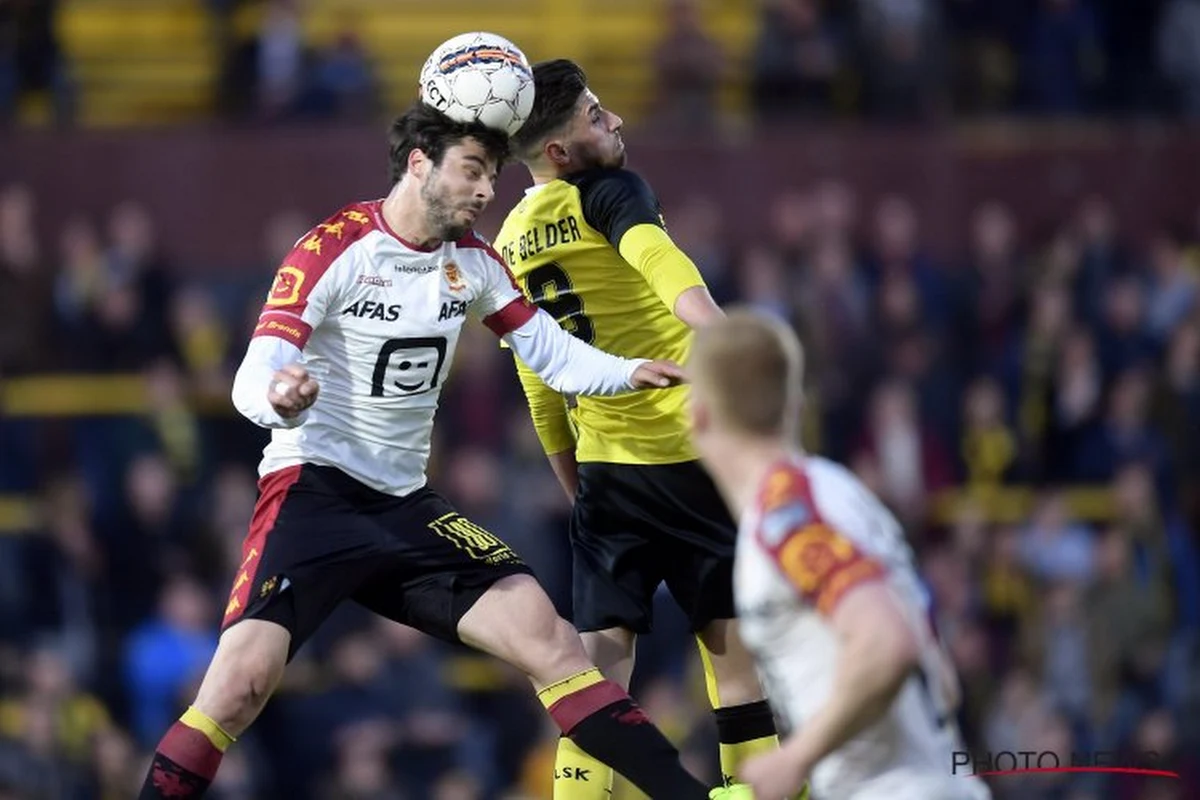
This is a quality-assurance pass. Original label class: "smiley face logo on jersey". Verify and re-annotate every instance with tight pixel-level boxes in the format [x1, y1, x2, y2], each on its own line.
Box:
[370, 336, 449, 397]
[266, 265, 305, 306]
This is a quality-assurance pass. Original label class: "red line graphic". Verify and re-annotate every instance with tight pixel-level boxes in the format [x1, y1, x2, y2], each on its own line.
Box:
[974, 767, 1180, 779]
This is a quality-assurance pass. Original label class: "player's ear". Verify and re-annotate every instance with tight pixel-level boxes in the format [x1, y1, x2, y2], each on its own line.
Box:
[545, 139, 570, 167]
[407, 147, 430, 179]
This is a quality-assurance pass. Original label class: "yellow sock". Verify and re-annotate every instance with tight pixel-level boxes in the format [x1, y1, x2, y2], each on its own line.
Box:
[696, 636, 786, 788]
[554, 736, 615, 799]
[180, 706, 236, 753]
[537, 667, 606, 710]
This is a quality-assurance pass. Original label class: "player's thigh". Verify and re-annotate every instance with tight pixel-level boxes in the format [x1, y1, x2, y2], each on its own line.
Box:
[632, 460, 738, 631]
[220, 464, 388, 661]
[570, 463, 667, 634]
[192, 619, 291, 736]
[351, 490, 536, 646]
[456, 573, 593, 688]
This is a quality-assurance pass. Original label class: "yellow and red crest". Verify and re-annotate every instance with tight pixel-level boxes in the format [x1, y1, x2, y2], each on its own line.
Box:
[444, 261, 466, 292]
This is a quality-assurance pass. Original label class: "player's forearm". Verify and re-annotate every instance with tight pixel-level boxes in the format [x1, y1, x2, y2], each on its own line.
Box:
[504, 309, 642, 396]
[547, 449, 580, 500]
[231, 336, 307, 429]
[787, 592, 919, 769]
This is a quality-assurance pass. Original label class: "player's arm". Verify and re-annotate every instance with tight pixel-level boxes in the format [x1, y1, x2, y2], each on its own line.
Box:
[512, 355, 580, 499]
[500, 307, 680, 394]
[740, 514, 920, 796]
[231, 227, 343, 428]
[578, 169, 723, 328]
[473, 242, 681, 395]
[781, 583, 921, 767]
[231, 338, 318, 427]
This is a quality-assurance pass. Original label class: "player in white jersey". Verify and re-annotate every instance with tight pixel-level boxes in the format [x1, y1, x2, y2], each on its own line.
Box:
[136, 104, 729, 800]
[686, 310, 992, 800]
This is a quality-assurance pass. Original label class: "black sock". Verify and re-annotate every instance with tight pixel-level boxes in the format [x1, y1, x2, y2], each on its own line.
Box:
[714, 700, 780, 785]
[568, 695, 710, 799]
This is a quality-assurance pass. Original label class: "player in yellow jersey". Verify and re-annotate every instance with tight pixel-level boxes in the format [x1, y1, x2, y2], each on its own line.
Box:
[495, 60, 800, 800]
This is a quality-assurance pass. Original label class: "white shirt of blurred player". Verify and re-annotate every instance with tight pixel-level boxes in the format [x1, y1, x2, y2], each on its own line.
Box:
[735, 454, 991, 800]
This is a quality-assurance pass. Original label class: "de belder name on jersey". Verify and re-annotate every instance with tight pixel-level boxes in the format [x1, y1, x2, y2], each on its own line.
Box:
[251, 200, 534, 496]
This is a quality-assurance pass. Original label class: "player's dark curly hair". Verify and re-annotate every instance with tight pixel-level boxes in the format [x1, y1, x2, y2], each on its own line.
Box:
[510, 59, 588, 160]
[387, 102, 511, 185]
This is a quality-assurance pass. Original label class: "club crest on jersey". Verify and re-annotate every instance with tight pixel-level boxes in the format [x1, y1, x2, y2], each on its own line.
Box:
[266, 265, 305, 306]
[760, 502, 813, 547]
[443, 260, 466, 292]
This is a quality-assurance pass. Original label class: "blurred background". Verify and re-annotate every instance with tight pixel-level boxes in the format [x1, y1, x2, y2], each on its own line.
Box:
[2, 0, 1200, 798]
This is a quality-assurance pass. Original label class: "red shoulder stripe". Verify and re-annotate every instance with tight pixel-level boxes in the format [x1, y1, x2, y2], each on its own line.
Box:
[254, 203, 376, 339]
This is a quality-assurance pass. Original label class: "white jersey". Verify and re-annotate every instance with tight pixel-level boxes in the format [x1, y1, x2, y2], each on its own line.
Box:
[735, 454, 990, 800]
[231, 201, 644, 496]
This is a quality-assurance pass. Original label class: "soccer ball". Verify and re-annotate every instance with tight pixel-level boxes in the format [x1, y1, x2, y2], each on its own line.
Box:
[419, 32, 536, 137]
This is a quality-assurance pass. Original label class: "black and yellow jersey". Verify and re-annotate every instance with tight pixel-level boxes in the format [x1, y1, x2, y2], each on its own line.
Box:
[495, 167, 707, 465]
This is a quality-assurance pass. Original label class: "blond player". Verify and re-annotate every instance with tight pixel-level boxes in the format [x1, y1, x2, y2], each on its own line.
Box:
[687, 310, 992, 800]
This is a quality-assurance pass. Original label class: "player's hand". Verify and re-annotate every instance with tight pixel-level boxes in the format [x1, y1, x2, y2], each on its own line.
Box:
[738, 745, 811, 800]
[268, 363, 320, 418]
[630, 359, 686, 389]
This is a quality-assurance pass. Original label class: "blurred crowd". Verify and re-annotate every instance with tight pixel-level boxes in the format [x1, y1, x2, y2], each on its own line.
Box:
[8, 0, 1200, 127]
[2, 165, 1200, 799]
[660, 0, 1200, 128]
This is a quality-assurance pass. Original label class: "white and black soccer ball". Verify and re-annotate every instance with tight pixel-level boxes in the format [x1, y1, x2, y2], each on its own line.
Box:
[419, 32, 535, 137]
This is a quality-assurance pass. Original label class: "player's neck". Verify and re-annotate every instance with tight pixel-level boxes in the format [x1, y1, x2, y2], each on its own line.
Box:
[706, 435, 792, 518]
[527, 165, 561, 186]
[382, 186, 442, 249]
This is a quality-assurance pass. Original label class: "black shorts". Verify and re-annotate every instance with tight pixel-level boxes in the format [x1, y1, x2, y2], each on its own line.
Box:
[221, 464, 532, 659]
[570, 460, 736, 634]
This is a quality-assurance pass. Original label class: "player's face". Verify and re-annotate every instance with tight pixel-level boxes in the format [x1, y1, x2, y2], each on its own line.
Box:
[563, 89, 626, 170]
[421, 138, 499, 241]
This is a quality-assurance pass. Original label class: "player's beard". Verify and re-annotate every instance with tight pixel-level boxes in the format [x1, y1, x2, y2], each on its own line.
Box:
[574, 138, 626, 171]
[421, 170, 473, 242]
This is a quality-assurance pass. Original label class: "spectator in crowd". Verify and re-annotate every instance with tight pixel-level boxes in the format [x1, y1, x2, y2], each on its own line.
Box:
[1021, 0, 1106, 115]
[751, 0, 845, 119]
[651, 0, 727, 131]
[855, 0, 947, 120]
[310, 28, 379, 122]
[1158, 0, 1200, 117]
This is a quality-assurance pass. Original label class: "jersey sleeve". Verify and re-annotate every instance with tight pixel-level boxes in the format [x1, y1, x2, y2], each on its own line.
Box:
[460, 232, 537, 336]
[756, 468, 888, 616]
[252, 210, 364, 348]
[512, 354, 576, 455]
[576, 169, 706, 311]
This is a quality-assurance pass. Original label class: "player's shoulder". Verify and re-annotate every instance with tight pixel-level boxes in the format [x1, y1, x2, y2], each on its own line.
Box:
[285, 200, 381, 274]
[564, 167, 655, 200]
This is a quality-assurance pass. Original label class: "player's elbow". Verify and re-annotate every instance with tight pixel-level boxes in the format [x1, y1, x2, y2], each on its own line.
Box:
[673, 286, 724, 330]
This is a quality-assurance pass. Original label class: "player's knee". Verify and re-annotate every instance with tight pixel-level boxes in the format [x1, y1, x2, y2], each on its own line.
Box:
[195, 625, 287, 732]
[527, 616, 591, 683]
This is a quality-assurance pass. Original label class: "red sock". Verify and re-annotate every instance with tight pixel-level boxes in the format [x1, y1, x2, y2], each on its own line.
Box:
[138, 717, 227, 799]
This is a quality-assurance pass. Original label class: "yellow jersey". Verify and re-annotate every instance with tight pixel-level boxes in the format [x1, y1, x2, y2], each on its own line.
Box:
[495, 167, 707, 465]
